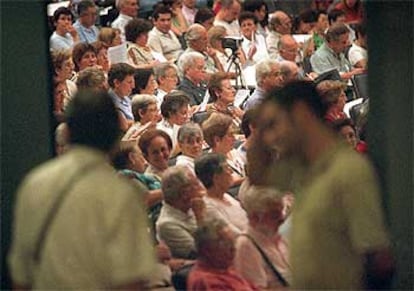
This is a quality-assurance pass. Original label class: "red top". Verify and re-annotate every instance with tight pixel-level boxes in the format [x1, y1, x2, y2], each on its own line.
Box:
[335, 1, 364, 24]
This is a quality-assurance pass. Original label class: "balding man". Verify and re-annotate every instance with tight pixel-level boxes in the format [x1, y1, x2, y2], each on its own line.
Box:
[266, 10, 292, 59]
[214, 0, 242, 37]
[280, 60, 300, 84]
[277, 34, 299, 62]
[111, 0, 139, 42]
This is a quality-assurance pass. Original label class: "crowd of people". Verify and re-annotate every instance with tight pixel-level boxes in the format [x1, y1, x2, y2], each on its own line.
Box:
[8, 0, 394, 290]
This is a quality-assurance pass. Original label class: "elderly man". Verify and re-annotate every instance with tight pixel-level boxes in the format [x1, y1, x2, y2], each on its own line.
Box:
[243, 59, 284, 110]
[177, 51, 208, 106]
[213, 0, 241, 37]
[179, 23, 224, 74]
[148, 5, 183, 62]
[310, 23, 364, 79]
[156, 166, 205, 259]
[250, 81, 394, 289]
[111, 0, 139, 42]
[266, 10, 292, 59]
[277, 34, 299, 62]
[8, 90, 155, 289]
[280, 60, 300, 83]
[73, 0, 99, 43]
[154, 63, 179, 107]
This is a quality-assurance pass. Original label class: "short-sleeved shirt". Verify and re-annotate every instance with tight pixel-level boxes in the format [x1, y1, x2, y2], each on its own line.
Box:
[49, 31, 74, 52]
[73, 21, 99, 44]
[109, 89, 134, 120]
[147, 27, 183, 62]
[310, 42, 352, 75]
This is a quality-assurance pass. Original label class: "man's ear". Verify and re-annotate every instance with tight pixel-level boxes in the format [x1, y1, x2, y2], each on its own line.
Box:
[113, 79, 121, 89]
[213, 136, 221, 148]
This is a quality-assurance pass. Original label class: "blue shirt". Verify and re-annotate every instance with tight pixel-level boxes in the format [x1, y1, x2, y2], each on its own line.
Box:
[109, 89, 134, 120]
[73, 20, 99, 44]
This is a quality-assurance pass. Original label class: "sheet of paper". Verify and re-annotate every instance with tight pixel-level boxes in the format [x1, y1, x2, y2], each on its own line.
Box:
[242, 64, 257, 87]
[198, 90, 210, 112]
[234, 89, 250, 108]
[108, 43, 128, 65]
[151, 51, 167, 62]
[292, 34, 312, 44]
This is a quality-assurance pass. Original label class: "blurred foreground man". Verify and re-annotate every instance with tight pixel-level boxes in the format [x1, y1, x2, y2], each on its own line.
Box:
[249, 81, 394, 289]
[8, 90, 155, 289]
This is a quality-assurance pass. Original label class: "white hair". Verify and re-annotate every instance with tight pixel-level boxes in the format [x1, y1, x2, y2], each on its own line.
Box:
[242, 185, 284, 216]
[178, 51, 205, 75]
[255, 58, 280, 86]
[161, 166, 192, 204]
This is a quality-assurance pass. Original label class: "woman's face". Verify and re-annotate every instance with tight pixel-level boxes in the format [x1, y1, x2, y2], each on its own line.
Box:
[142, 74, 158, 95]
[240, 18, 256, 40]
[212, 162, 233, 191]
[96, 47, 109, 72]
[336, 90, 347, 111]
[78, 50, 97, 71]
[160, 68, 178, 92]
[146, 136, 171, 170]
[169, 105, 190, 126]
[112, 30, 122, 46]
[140, 102, 160, 124]
[136, 32, 149, 47]
[56, 58, 74, 80]
[214, 126, 235, 154]
[340, 125, 358, 148]
[218, 79, 236, 105]
[179, 133, 203, 159]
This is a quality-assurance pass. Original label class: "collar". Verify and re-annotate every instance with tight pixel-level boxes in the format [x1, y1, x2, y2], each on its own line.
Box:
[162, 202, 194, 220]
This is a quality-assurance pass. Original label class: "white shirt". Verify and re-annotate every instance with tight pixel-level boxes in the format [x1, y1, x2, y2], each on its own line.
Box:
[111, 13, 133, 42]
[214, 19, 241, 37]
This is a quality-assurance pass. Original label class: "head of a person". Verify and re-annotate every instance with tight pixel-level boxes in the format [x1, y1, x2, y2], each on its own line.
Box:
[108, 63, 136, 96]
[125, 18, 153, 46]
[117, 0, 139, 17]
[258, 80, 327, 157]
[278, 34, 299, 62]
[72, 43, 97, 72]
[195, 153, 233, 191]
[243, 186, 285, 233]
[238, 11, 258, 40]
[53, 7, 73, 32]
[293, 8, 316, 34]
[162, 165, 200, 209]
[177, 122, 204, 159]
[98, 27, 122, 47]
[76, 67, 108, 91]
[65, 90, 120, 152]
[185, 24, 208, 52]
[202, 112, 235, 153]
[243, 0, 267, 22]
[325, 23, 351, 53]
[183, 0, 196, 9]
[314, 10, 328, 33]
[161, 90, 191, 125]
[139, 129, 172, 171]
[152, 5, 173, 34]
[178, 51, 207, 85]
[77, 0, 97, 28]
[269, 10, 291, 34]
[255, 59, 284, 90]
[132, 68, 157, 95]
[54, 79, 67, 114]
[328, 8, 346, 25]
[154, 63, 179, 92]
[330, 118, 358, 148]
[240, 107, 259, 139]
[91, 41, 110, 72]
[207, 25, 227, 51]
[354, 22, 367, 45]
[316, 80, 347, 112]
[194, 8, 215, 31]
[220, 0, 241, 23]
[280, 61, 300, 84]
[112, 141, 148, 173]
[208, 72, 236, 105]
[195, 218, 235, 270]
[131, 94, 159, 123]
[51, 49, 74, 81]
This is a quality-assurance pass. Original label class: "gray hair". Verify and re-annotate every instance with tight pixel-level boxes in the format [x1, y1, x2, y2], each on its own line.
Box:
[154, 62, 178, 82]
[242, 186, 284, 216]
[177, 122, 203, 143]
[279, 60, 299, 80]
[185, 23, 207, 44]
[76, 67, 106, 90]
[131, 94, 157, 122]
[161, 166, 193, 204]
[195, 218, 228, 254]
[178, 51, 205, 75]
[255, 58, 280, 86]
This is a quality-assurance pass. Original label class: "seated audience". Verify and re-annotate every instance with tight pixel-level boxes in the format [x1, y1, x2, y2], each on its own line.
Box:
[139, 129, 173, 180]
[154, 63, 179, 107]
[108, 63, 136, 131]
[177, 51, 208, 106]
[132, 68, 158, 95]
[91, 41, 110, 73]
[161, 0, 189, 39]
[125, 18, 161, 69]
[73, 0, 99, 44]
[202, 113, 246, 184]
[148, 5, 184, 62]
[242, 0, 269, 38]
[292, 8, 316, 34]
[312, 10, 329, 50]
[266, 10, 292, 59]
[98, 27, 122, 47]
[234, 187, 291, 289]
[156, 166, 206, 259]
[51, 50, 77, 107]
[316, 80, 347, 122]
[195, 153, 248, 234]
[111, 0, 139, 41]
[194, 7, 215, 31]
[49, 7, 79, 52]
[176, 122, 204, 172]
[124, 94, 160, 140]
[206, 72, 244, 127]
[187, 218, 256, 290]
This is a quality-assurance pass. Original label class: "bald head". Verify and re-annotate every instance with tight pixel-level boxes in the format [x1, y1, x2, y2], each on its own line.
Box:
[280, 60, 299, 84]
[278, 35, 299, 62]
[269, 10, 291, 34]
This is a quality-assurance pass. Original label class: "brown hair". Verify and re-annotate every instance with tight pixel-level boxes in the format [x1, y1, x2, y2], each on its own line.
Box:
[202, 112, 233, 147]
[138, 129, 173, 157]
[208, 72, 231, 102]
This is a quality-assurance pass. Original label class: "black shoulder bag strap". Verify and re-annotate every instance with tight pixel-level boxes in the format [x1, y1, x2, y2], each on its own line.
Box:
[33, 160, 101, 264]
[240, 233, 289, 287]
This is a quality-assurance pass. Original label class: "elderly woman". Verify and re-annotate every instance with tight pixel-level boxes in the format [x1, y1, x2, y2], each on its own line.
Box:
[195, 153, 248, 234]
[125, 18, 161, 69]
[176, 122, 204, 172]
[139, 129, 173, 180]
[72, 42, 98, 73]
[123, 94, 160, 140]
[51, 50, 77, 109]
[132, 68, 158, 96]
[206, 72, 244, 127]
[234, 187, 291, 289]
[91, 41, 110, 73]
[316, 80, 348, 123]
[202, 112, 246, 185]
[76, 67, 107, 91]
[154, 63, 179, 107]
[98, 27, 122, 47]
